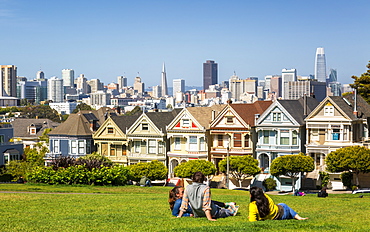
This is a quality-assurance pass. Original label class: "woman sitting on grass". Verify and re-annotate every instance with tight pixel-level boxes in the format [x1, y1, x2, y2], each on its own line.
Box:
[169, 186, 236, 217]
[249, 186, 308, 222]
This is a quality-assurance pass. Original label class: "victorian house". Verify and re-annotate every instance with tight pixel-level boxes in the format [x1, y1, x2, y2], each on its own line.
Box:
[255, 97, 319, 191]
[209, 101, 272, 169]
[166, 105, 224, 177]
[305, 94, 370, 189]
[126, 110, 181, 165]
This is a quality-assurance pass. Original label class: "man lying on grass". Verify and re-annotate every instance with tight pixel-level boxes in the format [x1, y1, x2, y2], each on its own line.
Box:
[177, 172, 239, 221]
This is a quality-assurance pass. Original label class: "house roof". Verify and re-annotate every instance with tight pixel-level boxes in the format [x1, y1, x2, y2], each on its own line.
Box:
[278, 97, 319, 124]
[48, 113, 92, 136]
[230, 101, 273, 126]
[342, 93, 370, 119]
[110, 114, 141, 132]
[145, 109, 182, 131]
[79, 107, 117, 126]
[11, 118, 60, 138]
[186, 105, 225, 128]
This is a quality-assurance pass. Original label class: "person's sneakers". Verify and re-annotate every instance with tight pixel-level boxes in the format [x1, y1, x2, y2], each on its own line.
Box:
[232, 205, 239, 216]
[225, 202, 236, 208]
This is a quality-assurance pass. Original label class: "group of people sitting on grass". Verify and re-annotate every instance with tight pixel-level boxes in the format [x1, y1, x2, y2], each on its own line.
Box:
[168, 171, 308, 221]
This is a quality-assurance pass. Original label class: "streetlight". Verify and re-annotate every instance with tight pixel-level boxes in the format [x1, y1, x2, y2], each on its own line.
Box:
[225, 136, 230, 189]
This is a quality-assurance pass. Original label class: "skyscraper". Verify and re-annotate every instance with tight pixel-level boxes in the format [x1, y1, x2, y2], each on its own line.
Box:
[314, 47, 327, 82]
[62, 69, 75, 87]
[203, 60, 218, 90]
[48, 76, 64, 103]
[281, 68, 297, 99]
[328, 68, 337, 82]
[173, 79, 185, 94]
[36, 70, 45, 80]
[0, 65, 17, 97]
[161, 63, 168, 96]
[117, 75, 127, 89]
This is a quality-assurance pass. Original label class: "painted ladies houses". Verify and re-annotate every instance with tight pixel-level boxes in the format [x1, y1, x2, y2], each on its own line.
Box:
[126, 110, 181, 165]
[166, 105, 225, 177]
[93, 114, 140, 165]
[255, 97, 319, 191]
[209, 101, 272, 169]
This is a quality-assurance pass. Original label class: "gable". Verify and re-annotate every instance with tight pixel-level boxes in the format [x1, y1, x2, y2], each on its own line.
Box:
[258, 105, 295, 126]
[170, 112, 202, 131]
[93, 118, 126, 139]
[211, 107, 249, 129]
[128, 115, 162, 135]
[309, 100, 350, 121]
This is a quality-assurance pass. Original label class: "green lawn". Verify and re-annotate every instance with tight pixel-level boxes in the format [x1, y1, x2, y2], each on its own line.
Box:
[0, 184, 368, 232]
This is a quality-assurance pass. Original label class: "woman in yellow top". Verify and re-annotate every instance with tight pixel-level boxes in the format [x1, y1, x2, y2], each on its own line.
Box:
[248, 186, 308, 222]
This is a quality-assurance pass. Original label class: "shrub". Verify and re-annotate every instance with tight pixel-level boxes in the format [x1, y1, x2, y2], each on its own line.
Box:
[340, 171, 353, 189]
[319, 171, 330, 187]
[129, 160, 168, 181]
[263, 178, 277, 191]
[174, 160, 216, 178]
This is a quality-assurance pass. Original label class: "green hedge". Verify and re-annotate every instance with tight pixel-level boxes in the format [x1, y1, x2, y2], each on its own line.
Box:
[27, 165, 130, 186]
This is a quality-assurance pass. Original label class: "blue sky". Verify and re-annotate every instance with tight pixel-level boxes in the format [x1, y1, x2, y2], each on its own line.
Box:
[1, 0, 369, 87]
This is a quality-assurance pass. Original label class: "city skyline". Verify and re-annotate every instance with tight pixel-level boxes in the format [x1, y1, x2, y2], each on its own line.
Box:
[1, 1, 369, 87]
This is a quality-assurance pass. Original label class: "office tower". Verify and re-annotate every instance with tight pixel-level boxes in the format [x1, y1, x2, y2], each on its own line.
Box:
[87, 79, 103, 93]
[284, 80, 326, 102]
[281, 69, 297, 99]
[152, 85, 162, 98]
[314, 47, 326, 82]
[17, 80, 47, 104]
[270, 76, 282, 98]
[90, 91, 111, 107]
[173, 79, 185, 94]
[48, 76, 64, 103]
[62, 69, 75, 87]
[76, 74, 88, 94]
[133, 76, 144, 94]
[36, 70, 45, 80]
[203, 60, 218, 90]
[0, 65, 17, 97]
[229, 72, 257, 101]
[264, 75, 272, 91]
[161, 63, 168, 96]
[328, 68, 337, 82]
[117, 75, 127, 89]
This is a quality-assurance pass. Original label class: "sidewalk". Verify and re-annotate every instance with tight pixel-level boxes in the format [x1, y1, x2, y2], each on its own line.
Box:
[266, 189, 352, 195]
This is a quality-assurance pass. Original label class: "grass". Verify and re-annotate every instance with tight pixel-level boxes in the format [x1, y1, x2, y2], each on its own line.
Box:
[0, 184, 369, 232]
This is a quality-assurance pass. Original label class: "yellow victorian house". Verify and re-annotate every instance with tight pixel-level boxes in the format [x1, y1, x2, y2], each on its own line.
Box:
[166, 105, 224, 177]
[126, 110, 181, 165]
[93, 114, 140, 165]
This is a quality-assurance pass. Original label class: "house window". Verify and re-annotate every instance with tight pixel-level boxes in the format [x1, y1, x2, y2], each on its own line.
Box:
[280, 130, 290, 145]
[343, 125, 349, 140]
[54, 140, 60, 153]
[272, 113, 281, 121]
[110, 146, 115, 156]
[200, 137, 205, 151]
[142, 123, 149, 131]
[134, 141, 141, 153]
[233, 133, 242, 147]
[311, 129, 319, 141]
[182, 119, 190, 127]
[263, 131, 269, 144]
[107, 128, 114, 134]
[71, 140, 77, 154]
[217, 135, 223, 147]
[324, 106, 334, 116]
[226, 116, 233, 124]
[148, 140, 157, 154]
[332, 129, 340, 140]
[292, 131, 298, 145]
[78, 141, 85, 154]
[174, 137, 181, 150]
[30, 127, 37, 135]
[244, 134, 250, 147]
[158, 142, 164, 154]
[189, 136, 197, 151]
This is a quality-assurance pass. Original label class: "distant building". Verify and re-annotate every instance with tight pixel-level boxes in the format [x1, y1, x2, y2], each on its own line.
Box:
[284, 80, 327, 102]
[62, 69, 75, 87]
[48, 77, 64, 103]
[173, 79, 185, 94]
[117, 75, 127, 89]
[76, 74, 89, 94]
[49, 102, 79, 115]
[152, 85, 162, 98]
[229, 72, 257, 101]
[282, 68, 297, 99]
[161, 63, 168, 96]
[203, 60, 218, 90]
[36, 70, 45, 80]
[133, 76, 144, 94]
[17, 80, 48, 104]
[1, 65, 17, 97]
[314, 47, 327, 82]
[270, 76, 282, 98]
[87, 79, 104, 93]
[90, 90, 111, 107]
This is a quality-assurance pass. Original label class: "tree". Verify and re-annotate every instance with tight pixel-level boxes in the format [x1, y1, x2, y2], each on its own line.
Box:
[270, 153, 314, 192]
[350, 61, 370, 104]
[129, 160, 168, 181]
[21, 105, 61, 122]
[72, 103, 94, 114]
[174, 160, 216, 178]
[218, 155, 260, 187]
[326, 146, 370, 186]
[124, 106, 142, 116]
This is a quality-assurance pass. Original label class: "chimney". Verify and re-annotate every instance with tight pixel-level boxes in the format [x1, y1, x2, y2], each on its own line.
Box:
[211, 110, 216, 121]
[303, 94, 307, 116]
[90, 119, 97, 131]
[255, 114, 260, 125]
[353, 90, 358, 118]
